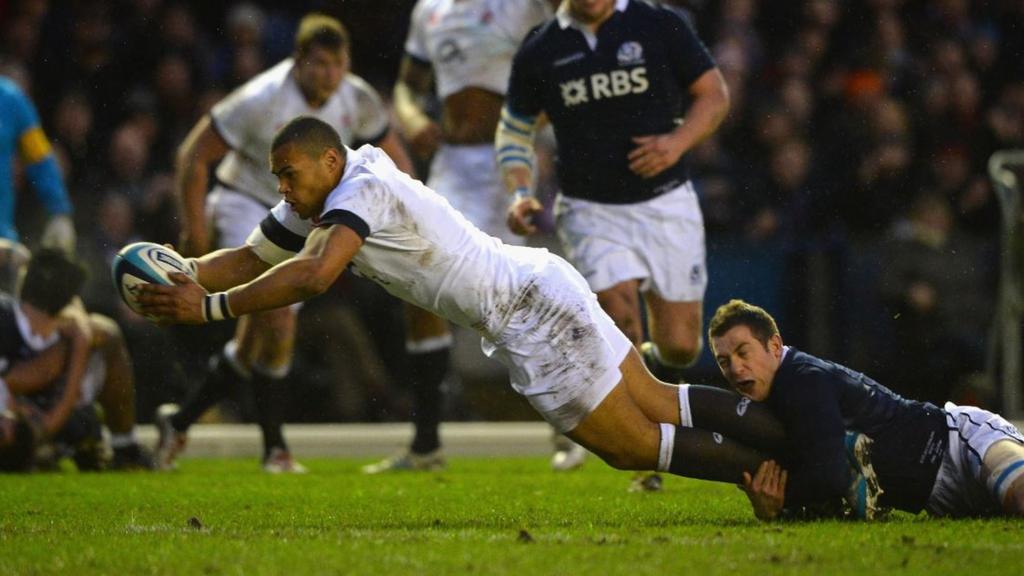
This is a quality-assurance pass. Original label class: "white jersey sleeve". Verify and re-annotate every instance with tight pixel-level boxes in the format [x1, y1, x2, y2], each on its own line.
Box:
[404, 0, 431, 62]
[210, 80, 269, 151]
[245, 201, 312, 266]
[341, 74, 391, 146]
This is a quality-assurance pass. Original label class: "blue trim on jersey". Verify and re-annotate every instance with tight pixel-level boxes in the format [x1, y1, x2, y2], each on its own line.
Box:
[498, 155, 533, 168]
[259, 214, 306, 252]
[994, 460, 1024, 496]
[499, 120, 532, 137]
[318, 209, 370, 240]
[497, 145, 530, 155]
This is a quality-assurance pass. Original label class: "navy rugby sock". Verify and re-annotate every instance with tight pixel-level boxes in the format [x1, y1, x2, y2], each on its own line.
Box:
[251, 371, 289, 456]
[658, 423, 768, 484]
[409, 347, 450, 455]
[171, 351, 242, 432]
[680, 384, 786, 453]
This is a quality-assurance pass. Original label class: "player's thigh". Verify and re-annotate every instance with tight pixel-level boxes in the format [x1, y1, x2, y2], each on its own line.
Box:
[86, 313, 123, 352]
[566, 381, 660, 470]
[242, 307, 298, 360]
[403, 302, 451, 341]
[618, 345, 681, 425]
[643, 292, 702, 350]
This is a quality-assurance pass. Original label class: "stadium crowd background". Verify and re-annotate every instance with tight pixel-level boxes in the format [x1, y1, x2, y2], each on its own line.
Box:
[2, 0, 1023, 424]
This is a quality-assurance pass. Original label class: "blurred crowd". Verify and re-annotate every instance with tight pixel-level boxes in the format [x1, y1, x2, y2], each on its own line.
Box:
[2, 0, 1023, 421]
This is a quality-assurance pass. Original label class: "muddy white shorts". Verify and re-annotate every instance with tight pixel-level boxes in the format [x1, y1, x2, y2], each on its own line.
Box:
[481, 253, 632, 433]
[926, 403, 1024, 516]
[427, 144, 524, 246]
[555, 180, 706, 301]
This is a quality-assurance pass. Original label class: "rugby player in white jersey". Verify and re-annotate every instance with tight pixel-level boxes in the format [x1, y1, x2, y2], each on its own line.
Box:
[161, 14, 415, 473]
[138, 116, 789, 492]
[362, 0, 558, 474]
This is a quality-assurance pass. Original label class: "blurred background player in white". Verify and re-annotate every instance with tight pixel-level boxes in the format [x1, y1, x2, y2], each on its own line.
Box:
[362, 0, 557, 474]
[137, 116, 787, 494]
[0, 75, 76, 256]
[161, 13, 415, 473]
[0, 248, 154, 471]
[497, 0, 729, 475]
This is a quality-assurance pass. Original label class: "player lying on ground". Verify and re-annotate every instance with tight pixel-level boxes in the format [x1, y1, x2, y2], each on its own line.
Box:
[709, 299, 1024, 520]
[0, 249, 154, 471]
[137, 116, 787, 485]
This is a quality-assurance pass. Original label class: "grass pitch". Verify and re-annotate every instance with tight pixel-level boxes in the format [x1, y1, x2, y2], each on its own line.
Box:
[0, 457, 1019, 575]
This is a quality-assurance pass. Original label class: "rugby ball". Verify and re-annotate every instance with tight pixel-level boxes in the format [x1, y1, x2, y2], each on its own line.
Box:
[112, 242, 195, 317]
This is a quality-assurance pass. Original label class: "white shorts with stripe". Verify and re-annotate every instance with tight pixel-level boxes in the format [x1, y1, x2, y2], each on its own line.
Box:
[77, 351, 106, 408]
[427, 144, 524, 246]
[554, 180, 707, 301]
[481, 252, 632, 433]
[926, 403, 1024, 516]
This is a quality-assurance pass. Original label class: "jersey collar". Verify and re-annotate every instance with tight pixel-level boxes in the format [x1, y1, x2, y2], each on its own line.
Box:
[556, 0, 630, 49]
[13, 302, 60, 353]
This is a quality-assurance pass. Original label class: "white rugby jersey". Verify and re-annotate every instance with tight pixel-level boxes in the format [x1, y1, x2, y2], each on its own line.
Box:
[247, 145, 549, 338]
[211, 59, 391, 207]
[404, 0, 553, 99]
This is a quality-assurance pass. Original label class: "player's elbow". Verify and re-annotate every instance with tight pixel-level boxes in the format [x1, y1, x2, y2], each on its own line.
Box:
[294, 259, 337, 298]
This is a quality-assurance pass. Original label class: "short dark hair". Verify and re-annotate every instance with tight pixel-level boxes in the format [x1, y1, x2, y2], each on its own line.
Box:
[294, 13, 348, 57]
[20, 248, 87, 315]
[271, 116, 345, 160]
[708, 299, 780, 347]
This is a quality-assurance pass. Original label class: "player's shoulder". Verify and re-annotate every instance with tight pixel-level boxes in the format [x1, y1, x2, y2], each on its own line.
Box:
[517, 17, 561, 57]
[339, 73, 382, 101]
[238, 59, 294, 99]
[0, 77, 28, 108]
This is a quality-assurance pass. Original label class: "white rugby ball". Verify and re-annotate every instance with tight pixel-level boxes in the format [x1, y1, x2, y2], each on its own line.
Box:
[112, 242, 195, 317]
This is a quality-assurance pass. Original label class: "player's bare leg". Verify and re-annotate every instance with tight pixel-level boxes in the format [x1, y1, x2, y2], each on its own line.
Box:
[363, 304, 450, 473]
[642, 293, 703, 380]
[89, 314, 154, 470]
[566, 348, 771, 483]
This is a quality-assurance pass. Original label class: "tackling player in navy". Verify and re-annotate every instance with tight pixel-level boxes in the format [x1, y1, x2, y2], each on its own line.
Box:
[710, 299, 1024, 520]
[497, 0, 728, 384]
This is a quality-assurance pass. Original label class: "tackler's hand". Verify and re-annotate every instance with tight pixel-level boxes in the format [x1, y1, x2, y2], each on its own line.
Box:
[507, 195, 543, 236]
[135, 272, 208, 325]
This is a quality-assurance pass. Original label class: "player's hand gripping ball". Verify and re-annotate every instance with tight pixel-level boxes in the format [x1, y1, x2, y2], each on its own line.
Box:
[112, 242, 196, 319]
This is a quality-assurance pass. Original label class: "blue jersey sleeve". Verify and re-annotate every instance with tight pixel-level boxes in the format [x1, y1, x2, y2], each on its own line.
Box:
[8, 84, 72, 216]
[772, 367, 852, 507]
[660, 9, 715, 89]
[504, 29, 546, 119]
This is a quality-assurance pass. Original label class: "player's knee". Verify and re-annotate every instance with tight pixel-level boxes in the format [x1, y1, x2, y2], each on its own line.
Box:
[652, 336, 702, 368]
[88, 314, 124, 349]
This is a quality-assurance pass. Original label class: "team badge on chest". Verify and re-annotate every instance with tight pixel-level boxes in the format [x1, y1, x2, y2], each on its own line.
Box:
[617, 41, 644, 66]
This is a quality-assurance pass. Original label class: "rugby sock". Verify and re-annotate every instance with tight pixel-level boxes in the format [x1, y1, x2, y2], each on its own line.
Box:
[109, 431, 137, 449]
[251, 364, 290, 456]
[170, 343, 249, 432]
[406, 338, 452, 455]
[681, 384, 786, 453]
[660, 424, 769, 484]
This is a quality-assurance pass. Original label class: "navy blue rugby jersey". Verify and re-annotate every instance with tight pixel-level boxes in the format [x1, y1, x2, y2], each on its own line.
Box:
[767, 348, 949, 513]
[506, 0, 715, 204]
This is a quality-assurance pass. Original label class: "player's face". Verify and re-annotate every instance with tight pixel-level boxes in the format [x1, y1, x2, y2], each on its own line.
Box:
[711, 325, 783, 402]
[271, 143, 334, 219]
[294, 45, 348, 108]
[569, 0, 616, 25]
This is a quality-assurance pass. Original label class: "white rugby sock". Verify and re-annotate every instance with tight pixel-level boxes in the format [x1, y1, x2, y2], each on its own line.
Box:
[657, 423, 675, 472]
[223, 340, 252, 380]
[406, 333, 454, 354]
[110, 431, 137, 449]
[678, 384, 693, 427]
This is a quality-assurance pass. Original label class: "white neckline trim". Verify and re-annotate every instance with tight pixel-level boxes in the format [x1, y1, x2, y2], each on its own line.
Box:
[14, 303, 60, 352]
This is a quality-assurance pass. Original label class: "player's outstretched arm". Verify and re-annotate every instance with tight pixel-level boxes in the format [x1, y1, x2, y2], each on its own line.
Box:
[191, 245, 273, 292]
[138, 225, 361, 324]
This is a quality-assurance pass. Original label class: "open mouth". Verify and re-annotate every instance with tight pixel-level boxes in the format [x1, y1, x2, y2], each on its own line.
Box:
[735, 379, 756, 394]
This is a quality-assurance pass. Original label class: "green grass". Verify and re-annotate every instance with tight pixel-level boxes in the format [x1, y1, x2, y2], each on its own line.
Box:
[0, 457, 1020, 575]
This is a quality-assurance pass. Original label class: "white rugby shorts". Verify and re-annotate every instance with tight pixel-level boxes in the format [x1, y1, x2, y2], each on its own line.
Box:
[926, 402, 1024, 516]
[481, 253, 632, 433]
[207, 186, 273, 249]
[555, 180, 707, 301]
[427, 144, 524, 246]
